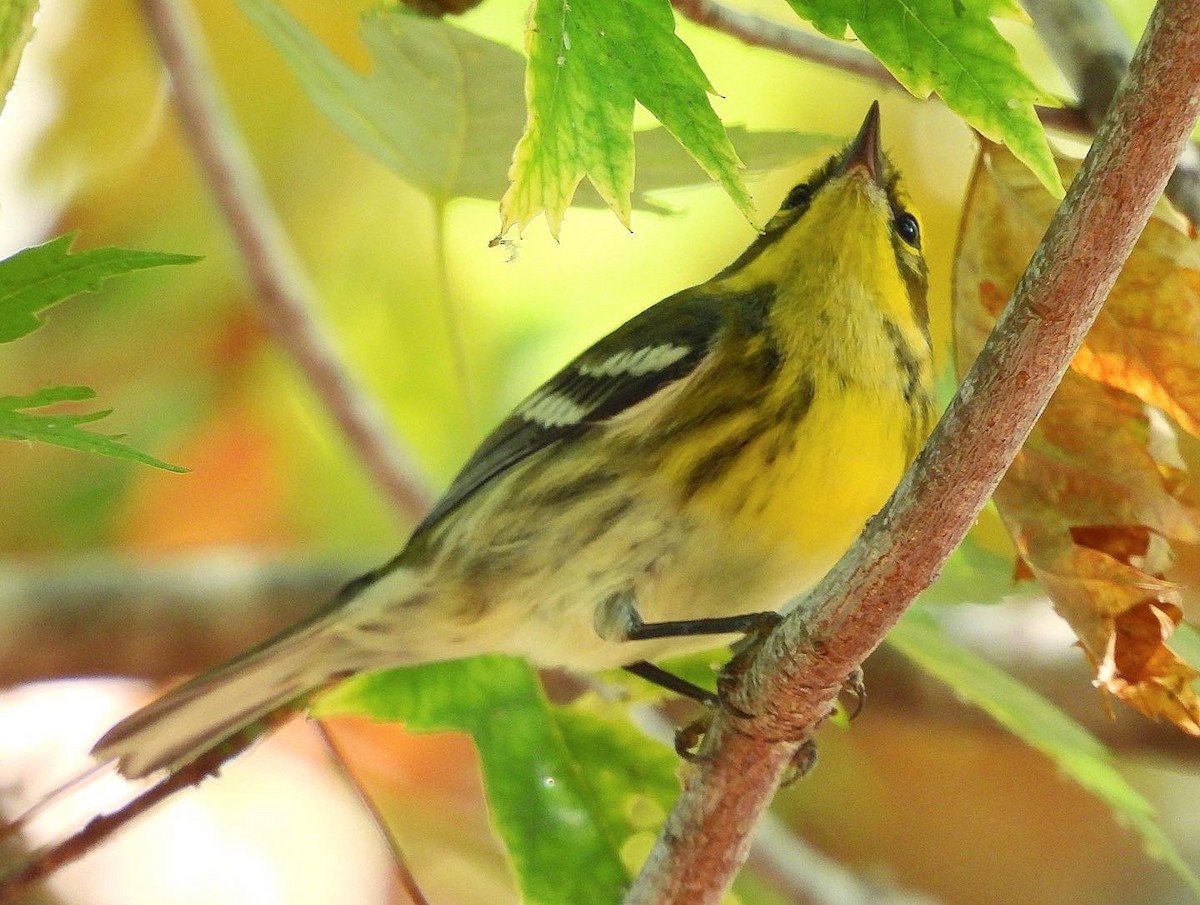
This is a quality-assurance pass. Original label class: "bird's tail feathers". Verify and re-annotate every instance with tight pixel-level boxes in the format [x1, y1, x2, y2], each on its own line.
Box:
[92, 620, 341, 780]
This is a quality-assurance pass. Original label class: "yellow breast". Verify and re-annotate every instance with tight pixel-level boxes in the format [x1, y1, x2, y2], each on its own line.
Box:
[737, 382, 912, 567]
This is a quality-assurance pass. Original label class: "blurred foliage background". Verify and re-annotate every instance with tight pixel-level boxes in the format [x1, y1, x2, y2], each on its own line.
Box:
[1, 1, 1197, 904]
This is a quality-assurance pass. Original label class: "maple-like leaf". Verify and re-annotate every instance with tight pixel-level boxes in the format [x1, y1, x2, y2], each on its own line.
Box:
[238, 2, 826, 227]
[954, 143, 1200, 735]
[783, 0, 1062, 197]
[501, 0, 751, 236]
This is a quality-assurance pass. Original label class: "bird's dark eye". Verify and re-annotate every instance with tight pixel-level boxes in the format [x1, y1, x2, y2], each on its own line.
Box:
[781, 183, 813, 210]
[894, 211, 920, 248]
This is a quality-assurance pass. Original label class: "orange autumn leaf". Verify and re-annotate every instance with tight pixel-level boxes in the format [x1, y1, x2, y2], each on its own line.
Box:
[954, 143, 1200, 735]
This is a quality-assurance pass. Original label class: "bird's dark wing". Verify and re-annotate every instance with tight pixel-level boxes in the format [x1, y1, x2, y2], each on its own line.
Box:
[409, 288, 734, 539]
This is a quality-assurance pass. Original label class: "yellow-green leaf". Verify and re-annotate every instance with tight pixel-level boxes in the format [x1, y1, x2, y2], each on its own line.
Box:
[501, 0, 751, 237]
[785, 0, 1062, 196]
[0, 0, 36, 112]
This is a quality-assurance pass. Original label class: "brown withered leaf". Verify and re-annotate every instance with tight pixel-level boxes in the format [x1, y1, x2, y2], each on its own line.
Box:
[954, 143, 1200, 735]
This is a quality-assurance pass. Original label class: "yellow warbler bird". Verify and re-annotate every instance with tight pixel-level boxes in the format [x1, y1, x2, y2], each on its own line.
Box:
[94, 102, 934, 779]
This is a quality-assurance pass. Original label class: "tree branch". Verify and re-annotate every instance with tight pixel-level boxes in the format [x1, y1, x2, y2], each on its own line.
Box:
[137, 0, 434, 523]
[625, 1, 1200, 901]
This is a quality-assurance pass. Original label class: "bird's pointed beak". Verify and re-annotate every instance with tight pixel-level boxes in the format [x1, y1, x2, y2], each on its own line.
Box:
[837, 101, 885, 188]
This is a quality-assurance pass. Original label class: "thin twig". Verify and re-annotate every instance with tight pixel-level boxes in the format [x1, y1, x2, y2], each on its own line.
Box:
[672, 0, 899, 86]
[0, 707, 296, 905]
[137, 0, 433, 523]
[1020, 0, 1200, 223]
[314, 723, 431, 905]
[625, 0, 1200, 901]
[669, 0, 1091, 135]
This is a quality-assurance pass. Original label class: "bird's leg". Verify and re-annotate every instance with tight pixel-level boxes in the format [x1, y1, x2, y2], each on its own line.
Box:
[598, 591, 785, 754]
[596, 588, 781, 645]
[622, 661, 718, 706]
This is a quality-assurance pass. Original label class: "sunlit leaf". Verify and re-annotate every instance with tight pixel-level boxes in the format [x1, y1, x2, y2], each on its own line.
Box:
[784, 0, 1062, 196]
[0, 385, 186, 472]
[552, 698, 681, 874]
[0, 0, 36, 111]
[954, 143, 1200, 734]
[0, 234, 200, 343]
[501, 0, 751, 236]
[888, 609, 1200, 896]
[316, 656, 680, 905]
[239, 1, 824, 219]
[237, 0, 475, 196]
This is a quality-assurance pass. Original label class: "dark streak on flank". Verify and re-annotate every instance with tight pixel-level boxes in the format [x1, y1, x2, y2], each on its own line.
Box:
[881, 318, 935, 459]
[455, 567, 494, 624]
[682, 422, 771, 501]
[534, 469, 619, 508]
[576, 498, 637, 552]
[399, 591, 432, 611]
[779, 375, 817, 425]
[882, 319, 924, 405]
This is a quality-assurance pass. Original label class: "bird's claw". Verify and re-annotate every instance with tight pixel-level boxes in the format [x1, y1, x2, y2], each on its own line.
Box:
[780, 739, 818, 786]
[716, 611, 784, 718]
[674, 712, 713, 762]
[839, 666, 866, 721]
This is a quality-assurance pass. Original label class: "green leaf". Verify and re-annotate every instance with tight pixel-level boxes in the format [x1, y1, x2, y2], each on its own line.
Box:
[784, 0, 1063, 196]
[238, 2, 807, 219]
[0, 0, 37, 112]
[0, 234, 201, 343]
[888, 608, 1200, 896]
[504, 0, 752, 236]
[316, 656, 679, 905]
[0, 385, 186, 472]
[552, 699, 682, 870]
[236, 0, 472, 197]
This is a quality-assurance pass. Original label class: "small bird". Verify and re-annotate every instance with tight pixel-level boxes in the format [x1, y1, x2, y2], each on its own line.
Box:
[94, 102, 935, 780]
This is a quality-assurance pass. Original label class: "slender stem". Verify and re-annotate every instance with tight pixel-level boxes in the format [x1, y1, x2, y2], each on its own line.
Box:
[626, 0, 1200, 901]
[0, 710, 296, 905]
[431, 199, 478, 433]
[315, 722, 431, 905]
[137, 0, 434, 523]
[672, 0, 899, 86]
[669, 0, 1091, 135]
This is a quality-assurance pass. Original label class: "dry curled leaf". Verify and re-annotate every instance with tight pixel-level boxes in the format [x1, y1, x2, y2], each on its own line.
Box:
[954, 143, 1200, 735]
